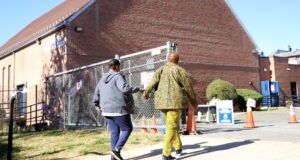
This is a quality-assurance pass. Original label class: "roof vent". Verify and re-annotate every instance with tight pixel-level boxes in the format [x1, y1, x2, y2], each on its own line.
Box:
[288, 45, 292, 52]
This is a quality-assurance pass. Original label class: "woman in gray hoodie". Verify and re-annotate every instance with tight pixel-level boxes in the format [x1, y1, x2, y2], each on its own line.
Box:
[93, 59, 140, 160]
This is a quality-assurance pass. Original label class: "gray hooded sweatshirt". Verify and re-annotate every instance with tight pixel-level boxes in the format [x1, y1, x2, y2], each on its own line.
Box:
[93, 70, 140, 116]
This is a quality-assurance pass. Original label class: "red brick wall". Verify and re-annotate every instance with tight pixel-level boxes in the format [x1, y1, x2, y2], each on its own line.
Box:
[273, 57, 300, 97]
[259, 57, 271, 81]
[66, 0, 259, 103]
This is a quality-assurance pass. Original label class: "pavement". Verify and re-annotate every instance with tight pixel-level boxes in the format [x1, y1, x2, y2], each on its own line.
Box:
[75, 107, 300, 160]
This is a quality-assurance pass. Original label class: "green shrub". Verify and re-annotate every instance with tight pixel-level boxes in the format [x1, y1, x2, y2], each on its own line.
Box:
[235, 95, 247, 112]
[206, 79, 238, 101]
[236, 89, 263, 111]
[237, 89, 263, 102]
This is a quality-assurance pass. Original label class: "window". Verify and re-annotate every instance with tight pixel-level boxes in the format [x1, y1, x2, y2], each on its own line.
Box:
[8, 65, 11, 102]
[17, 85, 26, 116]
[2, 67, 4, 105]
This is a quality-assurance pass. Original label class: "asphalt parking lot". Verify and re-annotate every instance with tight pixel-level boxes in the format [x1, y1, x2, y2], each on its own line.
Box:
[199, 107, 300, 142]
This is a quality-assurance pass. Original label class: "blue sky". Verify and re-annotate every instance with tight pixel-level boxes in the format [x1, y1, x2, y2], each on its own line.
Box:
[0, 0, 63, 46]
[0, 0, 299, 55]
[227, 0, 300, 55]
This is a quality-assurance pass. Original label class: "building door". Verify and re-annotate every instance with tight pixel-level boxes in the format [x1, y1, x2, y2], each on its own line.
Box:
[17, 85, 25, 117]
[290, 82, 297, 99]
[261, 80, 271, 106]
[271, 81, 279, 106]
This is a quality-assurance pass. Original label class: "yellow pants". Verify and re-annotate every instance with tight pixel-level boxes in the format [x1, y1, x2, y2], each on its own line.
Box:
[161, 109, 182, 156]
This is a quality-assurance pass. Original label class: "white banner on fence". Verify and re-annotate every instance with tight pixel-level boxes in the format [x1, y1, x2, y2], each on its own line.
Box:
[141, 71, 154, 89]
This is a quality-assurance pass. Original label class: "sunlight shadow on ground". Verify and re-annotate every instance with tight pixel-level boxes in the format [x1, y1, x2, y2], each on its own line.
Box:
[177, 139, 259, 160]
[25, 149, 65, 159]
[127, 142, 207, 160]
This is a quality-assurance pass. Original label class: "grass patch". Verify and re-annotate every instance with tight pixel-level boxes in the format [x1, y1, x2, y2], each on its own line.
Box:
[0, 130, 164, 160]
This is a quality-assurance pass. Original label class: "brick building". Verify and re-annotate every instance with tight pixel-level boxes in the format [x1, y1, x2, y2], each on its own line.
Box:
[260, 50, 300, 98]
[0, 0, 259, 112]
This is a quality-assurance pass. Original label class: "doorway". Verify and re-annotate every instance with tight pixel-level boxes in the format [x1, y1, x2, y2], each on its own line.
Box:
[290, 82, 297, 99]
[17, 85, 26, 117]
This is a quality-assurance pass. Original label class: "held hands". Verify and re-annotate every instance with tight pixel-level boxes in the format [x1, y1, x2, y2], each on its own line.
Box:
[144, 95, 149, 100]
[135, 86, 145, 92]
[143, 91, 149, 100]
[139, 87, 145, 92]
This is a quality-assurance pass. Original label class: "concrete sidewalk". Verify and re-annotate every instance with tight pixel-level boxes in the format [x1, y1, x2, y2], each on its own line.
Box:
[78, 136, 300, 160]
[76, 108, 300, 160]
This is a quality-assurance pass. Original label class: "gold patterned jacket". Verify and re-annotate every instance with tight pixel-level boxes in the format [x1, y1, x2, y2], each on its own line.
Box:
[144, 63, 197, 109]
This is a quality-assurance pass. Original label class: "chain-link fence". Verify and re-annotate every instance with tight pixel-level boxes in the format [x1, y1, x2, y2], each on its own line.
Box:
[46, 42, 174, 130]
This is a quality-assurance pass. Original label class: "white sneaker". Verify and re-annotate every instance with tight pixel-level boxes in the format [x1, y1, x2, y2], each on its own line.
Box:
[175, 149, 182, 158]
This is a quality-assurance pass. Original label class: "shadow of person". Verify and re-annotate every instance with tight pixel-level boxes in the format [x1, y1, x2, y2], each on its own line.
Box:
[126, 142, 207, 160]
[25, 149, 65, 159]
[126, 148, 161, 160]
[177, 139, 258, 160]
[201, 128, 248, 134]
[80, 152, 105, 156]
[178, 141, 208, 151]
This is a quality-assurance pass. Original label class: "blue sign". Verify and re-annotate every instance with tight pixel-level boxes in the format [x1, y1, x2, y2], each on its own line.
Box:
[261, 80, 270, 96]
[261, 80, 271, 106]
[271, 81, 279, 94]
[216, 100, 234, 125]
[218, 108, 233, 123]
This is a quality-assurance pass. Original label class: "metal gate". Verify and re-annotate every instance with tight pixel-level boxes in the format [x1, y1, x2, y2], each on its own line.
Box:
[46, 42, 175, 130]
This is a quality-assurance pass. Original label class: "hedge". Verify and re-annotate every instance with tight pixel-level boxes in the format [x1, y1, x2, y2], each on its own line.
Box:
[206, 79, 238, 101]
[237, 89, 262, 102]
[236, 89, 263, 111]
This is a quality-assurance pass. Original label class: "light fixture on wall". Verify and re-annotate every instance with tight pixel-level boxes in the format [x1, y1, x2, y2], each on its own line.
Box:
[36, 38, 41, 45]
[75, 26, 83, 32]
[286, 68, 291, 71]
[252, 49, 264, 56]
[263, 68, 267, 72]
[248, 81, 253, 85]
[252, 49, 258, 54]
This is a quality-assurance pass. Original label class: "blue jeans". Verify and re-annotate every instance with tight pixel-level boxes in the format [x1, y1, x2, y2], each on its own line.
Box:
[105, 114, 133, 151]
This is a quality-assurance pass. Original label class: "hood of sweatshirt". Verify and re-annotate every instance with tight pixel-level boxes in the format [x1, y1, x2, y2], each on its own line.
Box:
[103, 71, 119, 84]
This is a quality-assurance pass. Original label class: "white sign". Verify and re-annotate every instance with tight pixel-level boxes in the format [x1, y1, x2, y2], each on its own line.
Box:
[151, 48, 161, 56]
[43, 34, 65, 53]
[216, 100, 234, 125]
[141, 71, 154, 89]
[246, 98, 256, 108]
[270, 84, 275, 92]
[76, 80, 83, 90]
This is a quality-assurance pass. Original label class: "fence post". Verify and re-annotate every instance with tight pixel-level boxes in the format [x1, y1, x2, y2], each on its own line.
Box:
[7, 93, 16, 160]
[30, 105, 32, 130]
[166, 41, 171, 53]
[35, 85, 38, 125]
[63, 76, 66, 129]
[44, 77, 48, 105]
[65, 76, 69, 129]
[128, 60, 132, 86]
